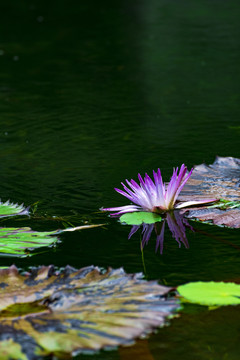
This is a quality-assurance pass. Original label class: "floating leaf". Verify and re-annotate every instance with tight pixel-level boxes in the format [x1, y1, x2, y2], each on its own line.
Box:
[0, 265, 179, 359]
[120, 212, 162, 225]
[0, 339, 28, 360]
[208, 199, 240, 210]
[0, 200, 29, 218]
[0, 227, 58, 256]
[178, 156, 240, 228]
[181, 207, 240, 228]
[178, 281, 240, 306]
[0, 224, 104, 257]
[179, 156, 240, 202]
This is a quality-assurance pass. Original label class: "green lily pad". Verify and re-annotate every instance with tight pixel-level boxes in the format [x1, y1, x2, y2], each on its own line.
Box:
[0, 224, 104, 257]
[0, 200, 29, 218]
[120, 212, 162, 225]
[178, 281, 240, 306]
[0, 265, 179, 359]
[0, 227, 58, 256]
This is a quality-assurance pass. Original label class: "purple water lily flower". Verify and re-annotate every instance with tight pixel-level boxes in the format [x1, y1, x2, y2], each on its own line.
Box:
[102, 164, 216, 216]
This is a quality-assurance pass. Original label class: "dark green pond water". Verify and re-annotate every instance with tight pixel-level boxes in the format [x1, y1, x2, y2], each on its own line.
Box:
[0, 0, 240, 359]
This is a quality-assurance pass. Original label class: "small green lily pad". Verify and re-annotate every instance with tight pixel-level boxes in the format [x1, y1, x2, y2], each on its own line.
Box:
[0, 200, 29, 218]
[178, 281, 240, 306]
[120, 212, 162, 225]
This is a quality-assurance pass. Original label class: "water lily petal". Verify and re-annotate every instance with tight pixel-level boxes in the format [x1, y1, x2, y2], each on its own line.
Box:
[175, 199, 218, 209]
[172, 167, 193, 205]
[128, 225, 140, 239]
[101, 205, 141, 216]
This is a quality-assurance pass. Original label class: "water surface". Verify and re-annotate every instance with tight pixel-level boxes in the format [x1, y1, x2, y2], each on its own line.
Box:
[0, 1, 240, 359]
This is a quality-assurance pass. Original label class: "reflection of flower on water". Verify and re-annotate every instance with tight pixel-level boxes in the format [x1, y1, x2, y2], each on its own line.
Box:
[101, 164, 215, 253]
[128, 211, 194, 254]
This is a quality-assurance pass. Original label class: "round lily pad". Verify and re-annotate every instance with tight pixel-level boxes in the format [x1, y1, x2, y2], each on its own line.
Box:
[178, 281, 240, 306]
[120, 212, 162, 225]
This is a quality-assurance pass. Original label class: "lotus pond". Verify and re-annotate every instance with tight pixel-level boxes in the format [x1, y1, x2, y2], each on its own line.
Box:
[0, 1, 240, 359]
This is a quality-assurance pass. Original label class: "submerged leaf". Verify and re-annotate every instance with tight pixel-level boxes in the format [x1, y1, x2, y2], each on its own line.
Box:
[178, 156, 240, 228]
[120, 212, 162, 225]
[0, 200, 29, 218]
[178, 281, 240, 306]
[0, 265, 179, 359]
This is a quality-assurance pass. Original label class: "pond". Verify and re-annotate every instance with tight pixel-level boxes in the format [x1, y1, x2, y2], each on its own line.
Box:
[0, 0, 240, 359]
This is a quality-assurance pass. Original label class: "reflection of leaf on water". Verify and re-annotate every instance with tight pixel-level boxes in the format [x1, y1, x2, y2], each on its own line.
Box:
[178, 156, 240, 228]
[0, 265, 179, 359]
[0, 200, 29, 218]
[178, 281, 240, 306]
[126, 211, 193, 254]
[0, 224, 104, 257]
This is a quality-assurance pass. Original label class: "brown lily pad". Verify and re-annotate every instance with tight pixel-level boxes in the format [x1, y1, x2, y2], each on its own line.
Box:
[181, 207, 240, 228]
[0, 265, 179, 359]
[178, 156, 240, 201]
[178, 156, 240, 228]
